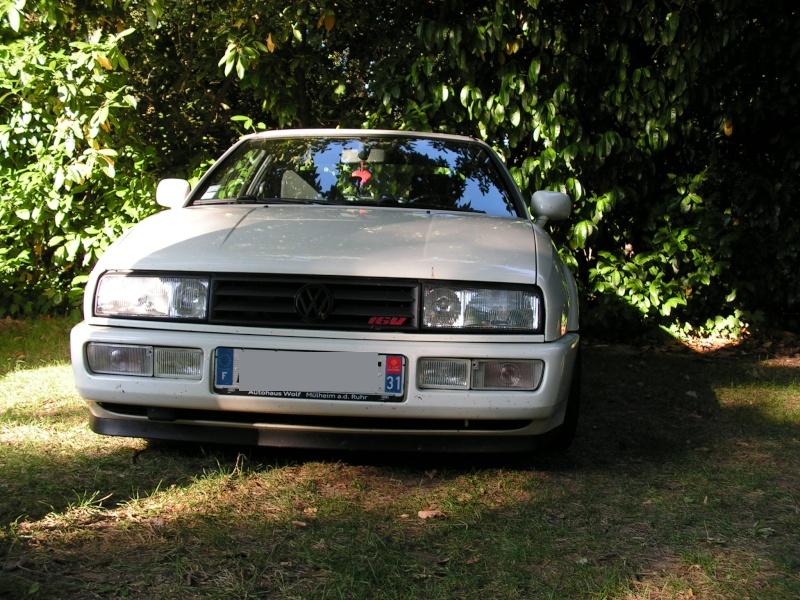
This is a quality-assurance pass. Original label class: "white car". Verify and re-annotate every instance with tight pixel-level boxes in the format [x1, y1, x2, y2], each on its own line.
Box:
[70, 129, 580, 452]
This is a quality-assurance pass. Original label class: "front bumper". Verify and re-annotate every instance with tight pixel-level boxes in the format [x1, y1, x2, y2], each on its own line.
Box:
[71, 322, 579, 450]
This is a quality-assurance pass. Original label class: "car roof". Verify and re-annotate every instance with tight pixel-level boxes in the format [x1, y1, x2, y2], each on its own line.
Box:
[242, 128, 484, 146]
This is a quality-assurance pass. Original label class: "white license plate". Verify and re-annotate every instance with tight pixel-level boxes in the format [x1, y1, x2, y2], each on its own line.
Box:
[213, 348, 406, 401]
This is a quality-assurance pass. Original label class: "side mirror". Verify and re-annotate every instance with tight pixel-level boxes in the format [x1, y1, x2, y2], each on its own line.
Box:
[531, 190, 571, 227]
[156, 178, 191, 209]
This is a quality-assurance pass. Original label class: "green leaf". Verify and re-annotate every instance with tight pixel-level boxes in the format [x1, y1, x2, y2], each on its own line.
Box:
[93, 104, 109, 126]
[492, 102, 505, 124]
[7, 6, 20, 32]
[567, 177, 583, 201]
[664, 12, 680, 44]
[573, 220, 594, 248]
[459, 85, 470, 107]
[528, 58, 541, 83]
[65, 238, 80, 260]
[522, 157, 536, 174]
[223, 56, 234, 76]
[53, 168, 65, 191]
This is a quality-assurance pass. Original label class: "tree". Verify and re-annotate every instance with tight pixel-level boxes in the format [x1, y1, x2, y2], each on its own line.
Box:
[0, 0, 797, 335]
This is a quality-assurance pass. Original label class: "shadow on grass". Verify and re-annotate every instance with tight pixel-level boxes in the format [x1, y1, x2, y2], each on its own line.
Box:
[574, 346, 799, 464]
[212, 345, 797, 473]
[1, 441, 177, 525]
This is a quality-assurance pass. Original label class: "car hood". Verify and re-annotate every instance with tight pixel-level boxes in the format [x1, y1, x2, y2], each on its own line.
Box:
[98, 205, 538, 284]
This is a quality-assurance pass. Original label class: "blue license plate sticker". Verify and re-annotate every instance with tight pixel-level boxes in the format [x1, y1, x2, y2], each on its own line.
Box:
[215, 347, 234, 386]
[383, 355, 404, 394]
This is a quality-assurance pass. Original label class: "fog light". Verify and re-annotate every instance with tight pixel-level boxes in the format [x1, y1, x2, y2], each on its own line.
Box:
[154, 347, 203, 379]
[417, 358, 470, 389]
[86, 343, 153, 376]
[472, 359, 543, 390]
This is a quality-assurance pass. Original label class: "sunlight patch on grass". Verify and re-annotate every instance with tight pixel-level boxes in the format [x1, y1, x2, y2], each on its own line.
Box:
[0, 316, 77, 375]
[623, 548, 785, 600]
[0, 363, 84, 428]
[715, 383, 800, 423]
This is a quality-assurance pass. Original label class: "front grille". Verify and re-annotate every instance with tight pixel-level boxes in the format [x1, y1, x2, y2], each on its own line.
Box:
[209, 274, 418, 331]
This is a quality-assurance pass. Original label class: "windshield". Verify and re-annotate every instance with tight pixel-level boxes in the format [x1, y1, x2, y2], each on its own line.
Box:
[191, 136, 521, 218]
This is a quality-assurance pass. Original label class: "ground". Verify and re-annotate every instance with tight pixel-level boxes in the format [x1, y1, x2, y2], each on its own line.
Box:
[1, 317, 798, 599]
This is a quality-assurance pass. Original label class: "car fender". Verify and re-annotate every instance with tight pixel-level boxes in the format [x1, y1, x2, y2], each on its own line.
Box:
[533, 225, 579, 340]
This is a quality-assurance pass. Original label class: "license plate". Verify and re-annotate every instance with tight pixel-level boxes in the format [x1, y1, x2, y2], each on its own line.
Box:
[213, 348, 406, 402]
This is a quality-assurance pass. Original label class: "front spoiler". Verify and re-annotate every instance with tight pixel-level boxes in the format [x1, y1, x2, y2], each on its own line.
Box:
[89, 414, 546, 453]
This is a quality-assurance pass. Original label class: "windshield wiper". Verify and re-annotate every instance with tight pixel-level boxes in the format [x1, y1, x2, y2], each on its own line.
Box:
[233, 194, 263, 204]
[233, 195, 324, 205]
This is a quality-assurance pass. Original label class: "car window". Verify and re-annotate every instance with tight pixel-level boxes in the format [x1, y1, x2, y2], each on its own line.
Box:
[192, 136, 521, 218]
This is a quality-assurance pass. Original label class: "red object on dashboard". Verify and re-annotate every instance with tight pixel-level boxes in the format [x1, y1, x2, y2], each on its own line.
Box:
[352, 168, 372, 185]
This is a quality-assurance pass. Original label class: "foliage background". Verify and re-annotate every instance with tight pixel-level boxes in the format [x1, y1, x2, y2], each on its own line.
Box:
[0, 0, 797, 336]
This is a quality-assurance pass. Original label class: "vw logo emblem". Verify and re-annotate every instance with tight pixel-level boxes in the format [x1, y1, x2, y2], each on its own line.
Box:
[294, 283, 335, 323]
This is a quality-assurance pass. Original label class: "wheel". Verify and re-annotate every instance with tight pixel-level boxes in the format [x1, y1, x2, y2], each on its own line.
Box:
[543, 345, 581, 451]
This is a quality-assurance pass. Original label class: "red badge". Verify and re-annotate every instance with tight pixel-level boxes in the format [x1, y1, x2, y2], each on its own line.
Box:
[386, 356, 402, 375]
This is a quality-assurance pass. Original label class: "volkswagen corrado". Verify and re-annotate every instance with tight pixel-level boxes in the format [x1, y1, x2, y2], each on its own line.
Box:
[70, 129, 580, 452]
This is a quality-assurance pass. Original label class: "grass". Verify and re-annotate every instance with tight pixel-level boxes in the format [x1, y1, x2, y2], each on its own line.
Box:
[1, 317, 799, 598]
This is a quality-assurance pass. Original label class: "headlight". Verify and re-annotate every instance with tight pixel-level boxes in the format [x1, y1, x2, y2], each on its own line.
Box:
[94, 273, 209, 320]
[422, 284, 542, 331]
